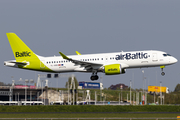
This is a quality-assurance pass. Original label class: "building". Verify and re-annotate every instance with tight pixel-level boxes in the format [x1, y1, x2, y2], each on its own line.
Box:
[108, 83, 128, 90]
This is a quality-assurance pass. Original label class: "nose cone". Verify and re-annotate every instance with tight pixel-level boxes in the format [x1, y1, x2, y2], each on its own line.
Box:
[172, 57, 178, 64]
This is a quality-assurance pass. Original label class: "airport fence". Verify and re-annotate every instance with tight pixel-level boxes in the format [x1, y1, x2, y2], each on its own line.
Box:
[0, 118, 178, 120]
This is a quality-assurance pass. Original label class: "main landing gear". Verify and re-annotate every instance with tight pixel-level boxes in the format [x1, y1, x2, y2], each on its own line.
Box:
[90, 71, 99, 81]
[160, 66, 165, 76]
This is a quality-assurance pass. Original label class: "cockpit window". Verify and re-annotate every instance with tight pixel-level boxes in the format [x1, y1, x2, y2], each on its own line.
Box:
[163, 54, 171, 57]
[163, 54, 167, 57]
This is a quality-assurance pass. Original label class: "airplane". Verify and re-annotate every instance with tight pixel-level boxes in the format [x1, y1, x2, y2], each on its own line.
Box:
[4, 33, 178, 80]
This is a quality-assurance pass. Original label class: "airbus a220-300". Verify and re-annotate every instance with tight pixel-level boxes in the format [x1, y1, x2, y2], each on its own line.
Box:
[4, 33, 178, 80]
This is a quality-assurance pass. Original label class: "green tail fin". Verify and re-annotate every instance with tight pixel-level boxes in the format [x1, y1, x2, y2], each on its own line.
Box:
[6, 33, 53, 72]
[6, 33, 37, 62]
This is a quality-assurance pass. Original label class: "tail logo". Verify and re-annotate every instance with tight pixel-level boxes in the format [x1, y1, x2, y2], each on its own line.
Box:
[15, 51, 31, 57]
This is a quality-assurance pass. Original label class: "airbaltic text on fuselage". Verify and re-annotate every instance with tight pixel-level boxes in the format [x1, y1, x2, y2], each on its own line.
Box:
[115, 52, 149, 60]
[15, 51, 31, 57]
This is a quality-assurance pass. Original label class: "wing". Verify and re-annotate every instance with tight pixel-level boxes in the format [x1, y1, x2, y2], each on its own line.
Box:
[59, 52, 103, 71]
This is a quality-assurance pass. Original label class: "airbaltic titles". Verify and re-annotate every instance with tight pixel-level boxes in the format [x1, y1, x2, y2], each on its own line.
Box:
[115, 52, 149, 60]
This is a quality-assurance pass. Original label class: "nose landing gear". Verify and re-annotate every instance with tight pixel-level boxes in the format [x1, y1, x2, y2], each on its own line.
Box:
[160, 66, 165, 76]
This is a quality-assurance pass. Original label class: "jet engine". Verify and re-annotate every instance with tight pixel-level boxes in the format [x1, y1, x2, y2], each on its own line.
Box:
[103, 64, 125, 75]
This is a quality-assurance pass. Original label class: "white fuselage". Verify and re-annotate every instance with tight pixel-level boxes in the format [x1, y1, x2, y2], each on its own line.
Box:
[39, 50, 177, 73]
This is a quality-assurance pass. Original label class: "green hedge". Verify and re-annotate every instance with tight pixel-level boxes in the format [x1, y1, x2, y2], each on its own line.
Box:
[0, 105, 180, 112]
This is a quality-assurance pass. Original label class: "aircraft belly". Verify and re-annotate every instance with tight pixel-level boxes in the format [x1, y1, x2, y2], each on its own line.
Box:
[122, 59, 152, 68]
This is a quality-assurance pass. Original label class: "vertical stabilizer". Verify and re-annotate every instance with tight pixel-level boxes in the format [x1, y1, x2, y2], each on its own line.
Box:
[6, 33, 53, 72]
[6, 33, 37, 62]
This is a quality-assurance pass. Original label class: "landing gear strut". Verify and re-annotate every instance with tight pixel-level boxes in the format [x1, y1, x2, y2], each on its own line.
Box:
[90, 71, 99, 81]
[160, 66, 165, 76]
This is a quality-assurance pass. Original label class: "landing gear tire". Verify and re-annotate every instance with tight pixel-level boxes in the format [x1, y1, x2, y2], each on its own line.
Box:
[90, 75, 99, 80]
[161, 72, 165, 76]
[90, 76, 94, 81]
[95, 75, 99, 80]
[90, 71, 99, 81]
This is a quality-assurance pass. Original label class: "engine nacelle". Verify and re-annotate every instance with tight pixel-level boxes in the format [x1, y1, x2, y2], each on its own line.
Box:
[103, 64, 125, 75]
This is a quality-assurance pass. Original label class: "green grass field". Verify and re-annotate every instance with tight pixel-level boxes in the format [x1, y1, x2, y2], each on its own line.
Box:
[0, 113, 179, 118]
[0, 105, 180, 112]
[0, 105, 180, 119]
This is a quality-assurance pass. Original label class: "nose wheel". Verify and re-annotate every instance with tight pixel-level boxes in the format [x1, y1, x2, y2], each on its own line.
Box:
[160, 66, 165, 76]
[161, 71, 165, 76]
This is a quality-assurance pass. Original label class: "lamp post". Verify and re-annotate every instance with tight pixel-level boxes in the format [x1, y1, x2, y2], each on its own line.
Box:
[11, 80, 15, 101]
[68, 81, 69, 105]
[142, 70, 144, 95]
[160, 81, 162, 105]
[30, 91, 32, 104]
[120, 85, 123, 102]
[41, 80, 44, 105]
[100, 76, 103, 102]
[119, 92, 120, 105]
[142, 70, 145, 105]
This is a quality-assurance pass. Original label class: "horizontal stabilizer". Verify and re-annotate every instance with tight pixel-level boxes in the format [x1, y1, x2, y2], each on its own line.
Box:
[4, 61, 27, 67]
[10, 61, 27, 65]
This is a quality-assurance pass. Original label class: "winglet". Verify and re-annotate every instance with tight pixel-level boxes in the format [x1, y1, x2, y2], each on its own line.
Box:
[59, 52, 70, 59]
[76, 51, 81, 55]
